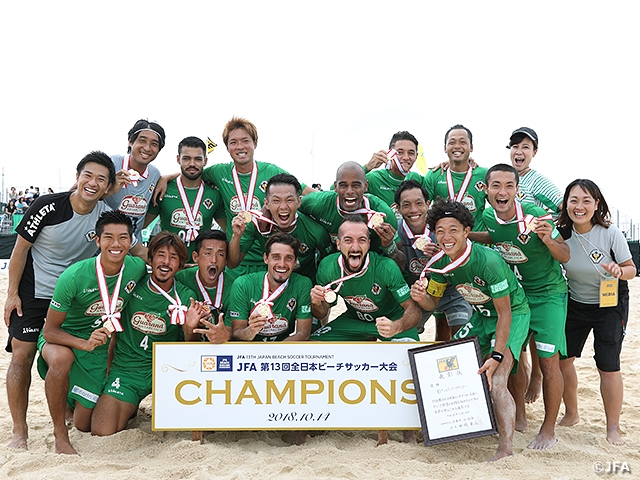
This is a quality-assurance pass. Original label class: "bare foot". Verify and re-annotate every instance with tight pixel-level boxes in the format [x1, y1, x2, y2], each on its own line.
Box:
[515, 416, 529, 432]
[606, 427, 625, 446]
[377, 430, 388, 446]
[402, 431, 416, 443]
[6, 433, 28, 450]
[54, 438, 78, 455]
[524, 376, 542, 404]
[527, 433, 557, 450]
[488, 450, 513, 462]
[557, 413, 580, 427]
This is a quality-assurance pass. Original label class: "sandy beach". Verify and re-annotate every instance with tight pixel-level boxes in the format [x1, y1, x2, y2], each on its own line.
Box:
[1, 272, 638, 480]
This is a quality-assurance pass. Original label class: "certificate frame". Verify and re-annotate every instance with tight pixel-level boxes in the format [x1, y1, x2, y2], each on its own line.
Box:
[408, 337, 497, 446]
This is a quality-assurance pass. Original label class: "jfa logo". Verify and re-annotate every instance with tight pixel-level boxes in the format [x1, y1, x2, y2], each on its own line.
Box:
[201, 355, 233, 372]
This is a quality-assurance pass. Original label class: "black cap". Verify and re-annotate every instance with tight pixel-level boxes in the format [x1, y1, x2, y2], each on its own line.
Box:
[508, 127, 538, 149]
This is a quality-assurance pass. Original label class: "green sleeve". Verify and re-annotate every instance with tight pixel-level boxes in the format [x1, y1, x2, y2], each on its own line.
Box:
[228, 276, 251, 321]
[382, 258, 411, 303]
[49, 265, 79, 312]
[296, 276, 313, 319]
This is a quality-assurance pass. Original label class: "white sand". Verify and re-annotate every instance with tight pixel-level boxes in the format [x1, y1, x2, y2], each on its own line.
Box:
[1, 273, 639, 480]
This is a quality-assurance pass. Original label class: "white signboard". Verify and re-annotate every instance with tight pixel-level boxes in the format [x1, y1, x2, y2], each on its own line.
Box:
[152, 342, 423, 431]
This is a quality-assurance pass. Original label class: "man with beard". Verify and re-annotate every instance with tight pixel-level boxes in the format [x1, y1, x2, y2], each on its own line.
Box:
[229, 233, 312, 342]
[37, 211, 148, 454]
[91, 232, 207, 436]
[300, 161, 405, 269]
[310, 216, 420, 341]
[228, 173, 332, 283]
[145, 136, 225, 256]
[175, 229, 233, 343]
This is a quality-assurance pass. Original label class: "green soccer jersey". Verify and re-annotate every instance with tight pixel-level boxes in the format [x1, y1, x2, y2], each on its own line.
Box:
[228, 271, 312, 342]
[483, 204, 567, 296]
[299, 190, 399, 253]
[202, 161, 305, 268]
[111, 276, 198, 370]
[175, 267, 235, 326]
[316, 252, 410, 322]
[147, 179, 225, 256]
[422, 167, 488, 231]
[365, 169, 423, 219]
[428, 244, 528, 318]
[239, 212, 333, 283]
[49, 256, 148, 354]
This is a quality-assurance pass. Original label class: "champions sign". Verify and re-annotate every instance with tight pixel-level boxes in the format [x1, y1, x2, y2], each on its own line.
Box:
[152, 342, 424, 431]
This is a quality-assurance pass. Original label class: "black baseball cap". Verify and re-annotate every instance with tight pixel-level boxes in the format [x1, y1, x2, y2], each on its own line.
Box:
[508, 127, 538, 149]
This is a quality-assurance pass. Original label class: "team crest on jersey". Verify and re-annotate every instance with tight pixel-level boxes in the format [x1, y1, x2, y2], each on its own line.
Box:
[131, 312, 167, 335]
[85, 298, 124, 316]
[119, 195, 147, 216]
[229, 195, 262, 214]
[590, 249, 605, 264]
[299, 243, 309, 254]
[516, 189, 525, 201]
[475, 181, 486, 192]
[258, 315, 288, 336]
[124, 280, 137, 294]
[286, 298, 297, 312]
[344, 295, 379, 312]
[148, 183, 156, 194]
[259, 181, 268, 193]
[455, 284, 491, 304]
[409, 257, 427, 274]
[85, 230, 97, 242]
[517, 233, 531, 245]
[473, 276, 487, 287]
[495, 242, 528, 263]
[371, 283, 382, 295]
[203, 198, 214, 210]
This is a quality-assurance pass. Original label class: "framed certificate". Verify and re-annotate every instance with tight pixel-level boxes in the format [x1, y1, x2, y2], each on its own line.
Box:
[408, 337, 497, 446]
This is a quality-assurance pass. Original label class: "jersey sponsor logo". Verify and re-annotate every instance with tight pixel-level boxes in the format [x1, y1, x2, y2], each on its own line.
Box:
[371, 283, 381, 295]
[23, 202, 57, 238]
[50, 299, 61, 309]
[85, 230, 97, 242]
[495, 242, 528, 263]
[131, 312, 167, 335]
[119, 195, 148, 216]
[473, 276, 487, 287]
[489, 279, 509, 294]
[203, 198, 214, 210]
[461, 195, 476, 212]
[301, 305, 311, 314]
[409, 256, 427, 275]
[259, 181, 268, 193]
[229, 195, 261, 215]
[589, 249, 605, 264]
[343, 295, 379, 313]
[125, 280, 137, 294]
[170, 209, 204, 228]
[474, 181, 486, 192]
[22, 326, 39, 334]
[85, 298, 124, 316]
[258, 315, 289, 336]
[395, 284, 410, 297]
[299, 243, 309, 254]
[286, 297, 297, 312]
[71, 385, 99, 404]
[455, 283, 491, 304]
[229, 310, 240, 318]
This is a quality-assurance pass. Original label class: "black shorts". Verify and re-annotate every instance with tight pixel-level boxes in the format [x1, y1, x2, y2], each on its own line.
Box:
[565, 296, 628, 372]
[5, 296, 50, 352]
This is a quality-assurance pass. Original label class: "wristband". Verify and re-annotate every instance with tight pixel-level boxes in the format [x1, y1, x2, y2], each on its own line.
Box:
[382, 241, 397, 256]
[491, 351, 504, 363]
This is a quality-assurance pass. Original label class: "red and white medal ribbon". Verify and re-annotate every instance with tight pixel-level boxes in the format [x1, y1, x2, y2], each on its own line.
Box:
[149, 278, 187, 325]
[195, 271, 224, 309]
[386, 148, 408, 176]
[419, 239, 473, 282]
[323, 253, 371, 298]
[401, 221, 432, 250]
[336, 196, 386, 228]
[251, 273, 289, 319]
[446, 167, 473, 202]
[122, 155, 148, 188]
[232, 162, 258, 216]
[493, 201, 553, 235]
[95, 255, 125, 332]
[176, 177, 204, 242]
[252, 211, 299, 236]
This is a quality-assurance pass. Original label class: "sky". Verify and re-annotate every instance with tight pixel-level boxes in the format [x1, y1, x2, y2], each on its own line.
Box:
[1, 1, 639, 226]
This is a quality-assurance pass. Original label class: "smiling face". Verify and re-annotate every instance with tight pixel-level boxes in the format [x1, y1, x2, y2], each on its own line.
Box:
[567, 185, 598, 233]
[434, 217, 470, 259]
[193, 239, 227, 287]
[336, 221, 370, 273]
[398, 187, 429, 233]
[226, 128, 256, 171]
[264, 183, 301, 229]
[444, 129, 473, 167]
[178, 146, 207, 181]
[96, 223, 131, 268]
[76, 162, 112, 204]
[486, 170, 518, 220]
[264, 242, 297, 285]
[510, 137, 537, 174]
[335, 166, 367, 212]
[390, 139, 418, 175]
[129, 131, 161, 169]
[150, 245, 181, 286]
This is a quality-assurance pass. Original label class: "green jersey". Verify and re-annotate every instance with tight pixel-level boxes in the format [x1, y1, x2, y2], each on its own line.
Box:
[299, 190, 399, 253]
[175, 267, 235, 325]
[202, 161, 305, 268]
[422, 167, 488, 231]
[427, 244, 528, 318]
[317, 252, 410, 322]
[517, 169, 563, 215]
[484, 203, 567, 295]
[147, 178, 225, 256]
[365, 169, 423, 219]
[49, 255, 147, 343]
[239, 212, 333, 283]
[228, 271, 312, 342]
[111, 276, 197, 370]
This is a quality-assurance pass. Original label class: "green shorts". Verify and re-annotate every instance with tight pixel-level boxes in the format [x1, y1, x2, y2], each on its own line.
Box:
[453, 310, 530, 367]
[104, 365, 151, 406]
[526, 293, 567, 358]
[310, 314, 419, 342]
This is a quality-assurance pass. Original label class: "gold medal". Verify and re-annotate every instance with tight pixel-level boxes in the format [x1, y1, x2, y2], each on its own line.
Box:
[256, 303, 271, 317]
[370, 213, 384, 227]
[324, 290, 337, 303]
[415, 237, 428, 250]
[128, 169, 140, 182]
[103, 319, 115, 333]
[525, 218, 538, 232]
[241, 211, 253, 224]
